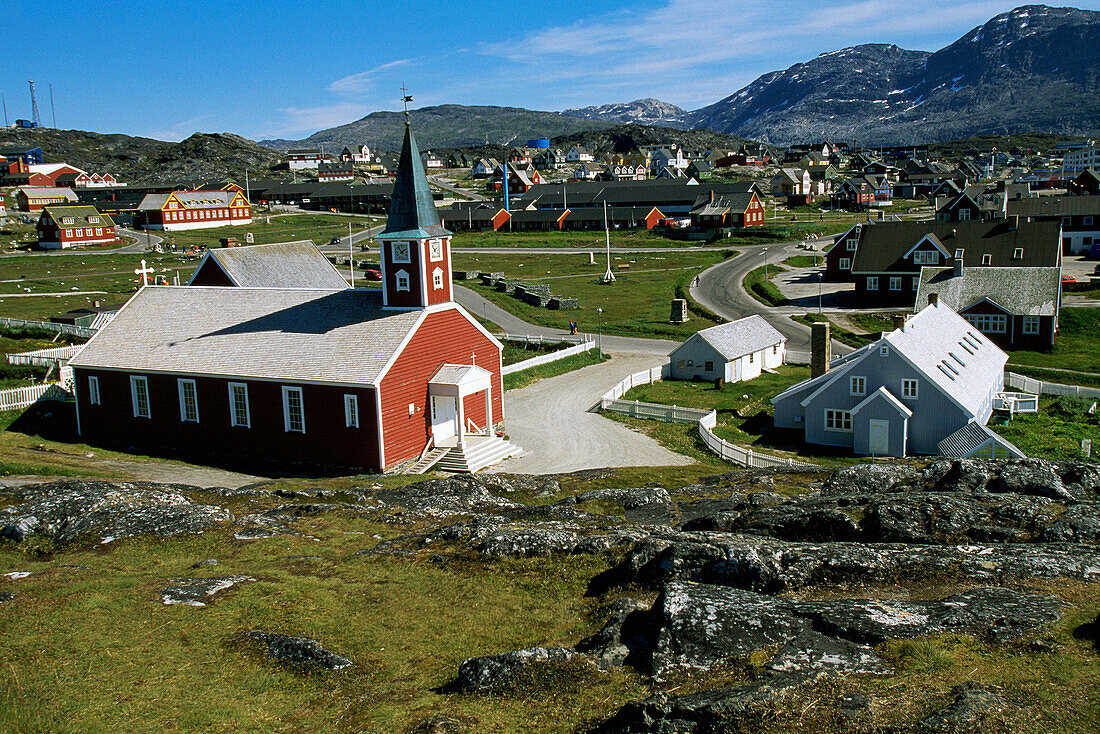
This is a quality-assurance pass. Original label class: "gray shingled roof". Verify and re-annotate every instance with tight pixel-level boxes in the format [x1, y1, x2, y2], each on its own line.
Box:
[1008, 196, 1100, 217]
[851, 220, 1061, 272]
[196, 243, 350, 289]
[916, 266, 1060, 317]
[687, 315, 785, 360]
[938, 421, 1025, 459]
[69, 287, 425, 386]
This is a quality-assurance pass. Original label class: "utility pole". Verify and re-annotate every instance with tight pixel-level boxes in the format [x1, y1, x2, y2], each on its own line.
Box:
[49, 84, 56, 128]
[1, 92, 7, 126]
[28, 80, 40, 127]
[348, 221, 355, 287]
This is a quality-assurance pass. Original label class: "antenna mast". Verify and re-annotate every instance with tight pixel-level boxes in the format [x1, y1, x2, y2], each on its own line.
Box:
[49, 84, 56, 128]
[601, 201, 616, 283]
[2, 93, 7, 127]
[28, 80, 41, 127]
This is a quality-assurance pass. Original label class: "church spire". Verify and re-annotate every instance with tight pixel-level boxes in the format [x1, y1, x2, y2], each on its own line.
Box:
[380, 102, 449, 239]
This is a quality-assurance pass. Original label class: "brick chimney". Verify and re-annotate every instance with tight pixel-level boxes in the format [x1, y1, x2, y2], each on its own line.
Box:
[811, 322, 831, 378]
[928, 292, 939, 306]
[892, 314, 906, 330]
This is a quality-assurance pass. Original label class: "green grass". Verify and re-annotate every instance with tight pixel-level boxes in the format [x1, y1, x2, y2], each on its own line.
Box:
[743, 264, 789, 307]
[791, 313, 876, 348]
[1008, 309, 1100, 377]
[781, 255, 821, 269]
[156, 213, 379, 251]
[994, 397, 1099, 461]
[500, 339, 569, 366]
[453, 250, 732, 340]
[502, 348, 608, 391]
[452, 228, 670, 249]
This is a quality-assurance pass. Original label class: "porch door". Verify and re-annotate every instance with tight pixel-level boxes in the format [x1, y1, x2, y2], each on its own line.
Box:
[431, 396, 458, 444]
[868, 419, 889, 455]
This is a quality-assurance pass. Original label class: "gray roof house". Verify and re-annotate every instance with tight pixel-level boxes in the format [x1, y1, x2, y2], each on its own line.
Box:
[186, 242, 351, 289]
[771, 302, 1022, 458]
[669, 315, 785, 383]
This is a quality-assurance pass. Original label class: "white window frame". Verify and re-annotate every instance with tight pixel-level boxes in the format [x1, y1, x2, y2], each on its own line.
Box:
[902, 379, 918, 399]
[177, 378, 199, 423]
[1022, 316, 1040, 335]
[433, 266, 444, 290]
[395, 269, 410, 292]
[282, 386, 305, 433]
[889, 276, 902, 291]
[130, 375, 151, 419]
[824, 409, 852, 432]
[839, 257, 851, 270]
[846, 238, 857, 251]
[850, 376, 866, 396]
[344, 394, 360, 428]
[428, 238, 444, 262]
[965, 313, 1007, 334]
[229, 382, 250, 428]
[88, 375, 100, 405]
[981, 253, 992, 265]
[913, 250, 938, 265]
[880, 345, 890, 356]
[958, 208, 970, 221]
[866, 276, 878, 291]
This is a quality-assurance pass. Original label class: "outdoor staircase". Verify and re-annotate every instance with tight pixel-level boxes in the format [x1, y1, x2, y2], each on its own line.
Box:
[405, 446, 450, 475]
[437, 435, 523, 473]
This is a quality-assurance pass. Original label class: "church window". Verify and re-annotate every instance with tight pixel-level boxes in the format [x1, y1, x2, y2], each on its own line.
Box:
[282, 386, 305, 433]
[229, 383, 250, 427]
[392, 242, 411, 263]
[178, 379, 199, 423]
[130, 376, 151, 419]
[395, 269, 410, 292]
[344, 395, 359, 428]
[433, 267, 444, 290]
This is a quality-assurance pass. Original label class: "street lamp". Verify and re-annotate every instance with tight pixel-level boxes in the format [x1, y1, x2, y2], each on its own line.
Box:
[762, 247, 769, 281]
[818, 272, 823, 314]
[596, 307, 603, 357]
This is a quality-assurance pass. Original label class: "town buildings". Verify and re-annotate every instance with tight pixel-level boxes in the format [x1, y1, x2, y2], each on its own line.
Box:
[136, 190, 252, 231]
[35, 205, 118, 249]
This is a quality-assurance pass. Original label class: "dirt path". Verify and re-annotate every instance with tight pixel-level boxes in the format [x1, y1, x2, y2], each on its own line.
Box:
[0, 455, 266, 490]
[487, 351, 694, 475]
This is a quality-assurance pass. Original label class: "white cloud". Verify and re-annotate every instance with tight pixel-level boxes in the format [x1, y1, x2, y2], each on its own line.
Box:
[328, 58, 418, 95]
[146, 115, 217, 142]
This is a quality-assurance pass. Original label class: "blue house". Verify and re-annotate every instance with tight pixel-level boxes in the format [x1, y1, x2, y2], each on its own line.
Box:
[771, 302, 1022, 458]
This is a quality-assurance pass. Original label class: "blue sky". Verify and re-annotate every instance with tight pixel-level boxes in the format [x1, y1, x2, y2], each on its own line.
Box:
[5, 1, 1099, 142]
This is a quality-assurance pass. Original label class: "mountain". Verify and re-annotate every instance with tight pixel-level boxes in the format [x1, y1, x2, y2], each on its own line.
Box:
[260, 105, 618, 152]
[545, 123, 750, 155]
[0, 127, 283, 184]
[688, 5, 1100, 145]
[562, 98, 690, 129]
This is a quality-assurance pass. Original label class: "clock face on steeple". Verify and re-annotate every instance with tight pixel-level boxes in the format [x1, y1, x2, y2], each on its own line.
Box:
[429, 238, 443, 261]
[392, 242, 410, 263]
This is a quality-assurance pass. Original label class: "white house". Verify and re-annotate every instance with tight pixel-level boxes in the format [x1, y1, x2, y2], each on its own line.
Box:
[668, 315, 786, 382]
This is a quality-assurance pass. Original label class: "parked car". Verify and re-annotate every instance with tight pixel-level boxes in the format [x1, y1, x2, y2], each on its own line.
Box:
[330, 237, 342, 245]
[363, 268, 382, 281]
[1062, 275, 1077, 285]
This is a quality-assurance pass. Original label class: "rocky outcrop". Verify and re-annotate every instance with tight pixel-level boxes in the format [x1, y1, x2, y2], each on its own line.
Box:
[456, 646, 587, 691]
[920, 682, 1011, 732]
[160, 577, 254, 606]
[0, 480, 232, 544]
[244, 632, 352, 670]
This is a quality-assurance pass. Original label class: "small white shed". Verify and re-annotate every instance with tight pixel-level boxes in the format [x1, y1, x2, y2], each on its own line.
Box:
[669, 315, 786, 382]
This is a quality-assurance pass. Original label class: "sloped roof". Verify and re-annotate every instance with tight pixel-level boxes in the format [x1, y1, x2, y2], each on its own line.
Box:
[1009, 195, 1100, 217]
[678, 315, 785, 361]
[380, 121, 450, 240]
[851, 220, 1061, 272]
[938, 421, 1025, 459]
[193, 243, 350, 289]
[40, 205, 115, 228]
[69, 287, 427, 386]
[916, 266, 1060, 317]
[19, 186, 77, 199]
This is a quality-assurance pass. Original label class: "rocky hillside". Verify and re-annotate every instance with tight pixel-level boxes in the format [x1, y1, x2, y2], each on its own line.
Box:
[546, 123, 750, 154]
[2, 458, 1098, 731]
[0, 127, 284, 184]
[562, 98, 691, 129]
[688, 4, 1100, 145]
[260, 105, 618, 152]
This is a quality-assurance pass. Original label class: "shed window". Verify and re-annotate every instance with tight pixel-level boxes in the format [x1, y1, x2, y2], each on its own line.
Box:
[889, 276, 902, 291]
[902, 379, 918, 399]
[130, 376, 150, 419]
[704, 361, 714, 372]
[344, 394, 359, 428]
[229, 383, 250, 427]
[178, 379, 199, 423]
[282, 386, 305, 433]
[88, 376, 100, 405]
[1023, 316, 1040, 334]
[825, 409, 852, 431]
[850, 376, 866, 396]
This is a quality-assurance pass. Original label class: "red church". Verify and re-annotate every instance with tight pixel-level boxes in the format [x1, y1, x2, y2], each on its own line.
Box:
[69, 117, 519, 475]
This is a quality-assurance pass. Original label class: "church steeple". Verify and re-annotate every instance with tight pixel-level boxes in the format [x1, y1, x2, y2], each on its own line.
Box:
[377, 107, 454, 309]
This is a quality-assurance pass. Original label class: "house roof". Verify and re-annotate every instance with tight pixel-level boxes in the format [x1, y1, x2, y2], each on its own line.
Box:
[773, 302, 1007, 421]
[916, 266, 1060, 317]
[138, 190, 241, 210]
[379, 120, 450, 240]
[69, 287, 429, 387]
[192, 243, 350, 289]
[691, 191, 757, 215]
[19, 186, 77, 199]
[938, 421, 1025, 459]
[677, 315, 785, 361]
[1008, 195, 1100, 217]
[850, 220, 1061, 272]
[40, 205, 115, 228]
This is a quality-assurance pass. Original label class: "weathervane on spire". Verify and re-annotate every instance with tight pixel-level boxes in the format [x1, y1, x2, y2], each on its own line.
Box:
[401, 85, 412, 122]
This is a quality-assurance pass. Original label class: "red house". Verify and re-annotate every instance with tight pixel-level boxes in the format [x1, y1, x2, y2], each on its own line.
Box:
[137, 190, 252, 231]
[69, 118, 519, 475]
[36, 205, 118, 249]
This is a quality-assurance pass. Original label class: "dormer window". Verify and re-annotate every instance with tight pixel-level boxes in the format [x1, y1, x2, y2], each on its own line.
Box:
[1013, 248, 1023, 259]
[61, 216, 75, 225]
[88, 216, 100, 224]
[981, 253, 992, 265]
[913, 251, 938, 265]
[395, 269, 410, 292]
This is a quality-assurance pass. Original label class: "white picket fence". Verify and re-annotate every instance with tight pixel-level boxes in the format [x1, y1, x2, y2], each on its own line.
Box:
[6, 345, 83, 367]
[502, 337, 596, 375]
[598, 367, 819, 470]
[1005, 371, 1100, 400]
[0, 382, 72, 412]
[0, 317, 95, 339]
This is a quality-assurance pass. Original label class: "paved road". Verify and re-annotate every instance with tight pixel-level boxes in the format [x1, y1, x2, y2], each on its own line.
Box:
[487, 351, 692, 475]
[429, 174, 487, 201]
[118, 228, 163, 254]
[691, 238, 853, 357]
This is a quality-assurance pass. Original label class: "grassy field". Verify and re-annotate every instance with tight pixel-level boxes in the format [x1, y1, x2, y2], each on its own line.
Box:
[1008, 308, 1100, 377]
[743, 264, 789, 307]
[156, 213, 381, 251]
[791, 313, 891, 348]
[453, 250, 733, 340]
[994, 396, 1099, 461]
[502, 348, 609, 391]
